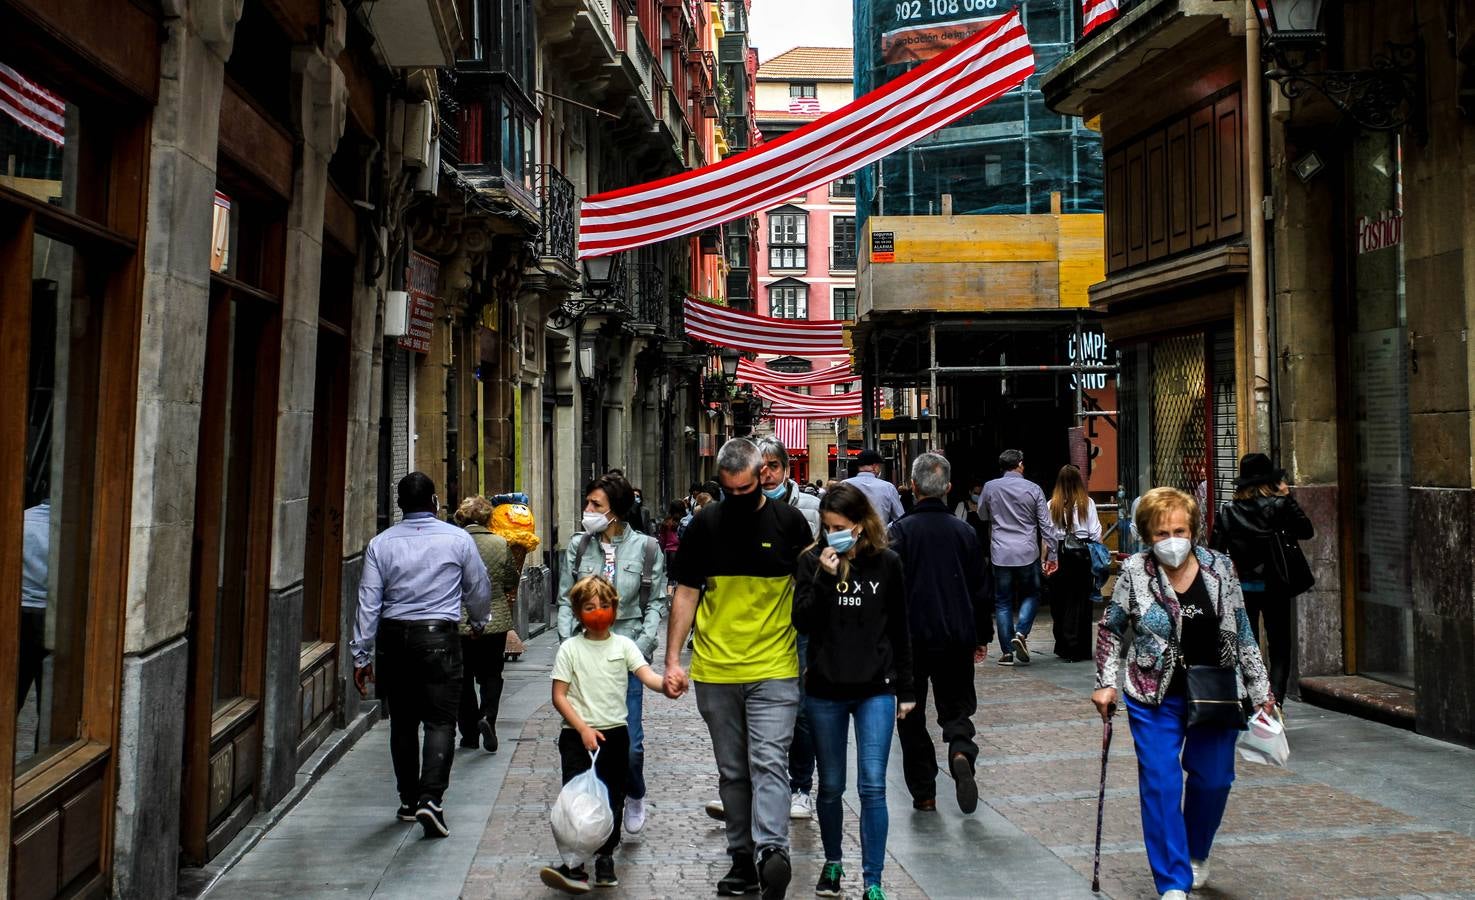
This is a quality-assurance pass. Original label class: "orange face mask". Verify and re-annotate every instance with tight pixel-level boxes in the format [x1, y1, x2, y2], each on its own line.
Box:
[580, 607, 617, 631]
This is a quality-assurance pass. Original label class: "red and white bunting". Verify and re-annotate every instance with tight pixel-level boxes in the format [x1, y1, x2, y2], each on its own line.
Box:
[774, 417, 809, 451]
[1082, 0, 1120, 36]
[0, 62, 65, 147]
[578, 11, 1035, 257]
[755, 383, 864, 417]
[683, 296, 848, 356]
[737, 358, 855, 387]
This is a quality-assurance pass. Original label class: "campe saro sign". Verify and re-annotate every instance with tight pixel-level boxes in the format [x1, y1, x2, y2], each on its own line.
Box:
[1357, 209, 1403, 254]
[1068, 330, 1109, 391]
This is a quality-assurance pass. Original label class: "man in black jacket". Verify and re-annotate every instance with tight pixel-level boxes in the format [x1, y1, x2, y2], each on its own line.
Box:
[888, 452, 993, 815]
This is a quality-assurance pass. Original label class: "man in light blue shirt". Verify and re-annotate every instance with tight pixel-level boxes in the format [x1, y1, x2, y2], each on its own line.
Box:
[352, 472, 491, 838]
[846, 448, 905, 525]
[981, 450, 1057, 666]
[20, 501, 49, 712]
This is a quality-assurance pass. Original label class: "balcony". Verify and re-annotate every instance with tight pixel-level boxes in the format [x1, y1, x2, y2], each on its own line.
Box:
[726, 270, 753, 310]
[366, 0, 461, 67]
[629, 261, 670, 335]
[534, 165, 577, 270]
[1043, 0, 1241, 118]
[438, 78, 462, 168]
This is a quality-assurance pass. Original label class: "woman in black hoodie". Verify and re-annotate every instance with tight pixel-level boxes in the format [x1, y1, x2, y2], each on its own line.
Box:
[1210, 453, 1315, 711]
[794, 483, 914, 900]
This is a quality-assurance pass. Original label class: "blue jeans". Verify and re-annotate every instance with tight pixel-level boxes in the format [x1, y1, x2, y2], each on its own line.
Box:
[806, 693, 895, 888]
[993, 563, 1041, 653]
[625, 673, 646, 800]
[790, 635, 814, 794]
[1125, 694, 1239, 894]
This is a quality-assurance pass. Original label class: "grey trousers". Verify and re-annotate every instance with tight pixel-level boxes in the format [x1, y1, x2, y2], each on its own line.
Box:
[695, 678, 802, 858]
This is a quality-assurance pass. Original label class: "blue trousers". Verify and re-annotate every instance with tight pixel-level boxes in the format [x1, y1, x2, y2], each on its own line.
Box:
[806, 693, 895, 888]
[1125, 694, 1239, 894]
[993, 563, 1041, 653]
[625, 673, 647, 800]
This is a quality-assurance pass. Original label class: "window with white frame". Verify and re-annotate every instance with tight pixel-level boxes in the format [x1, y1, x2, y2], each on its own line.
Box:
[768, 282, 808, 318]
[769, 210, 807, 270]
[830, 173, 856, 198]
[832, 287, 856, 320]
[789, 82, 817, 98]
[831, 216, 856, 271]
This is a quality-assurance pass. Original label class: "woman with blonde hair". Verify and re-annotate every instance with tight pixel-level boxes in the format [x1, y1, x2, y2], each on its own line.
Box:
[793, 483, 913, 900]
[1092, 486, 1273, 900]
[1047, 464, 1101, 661]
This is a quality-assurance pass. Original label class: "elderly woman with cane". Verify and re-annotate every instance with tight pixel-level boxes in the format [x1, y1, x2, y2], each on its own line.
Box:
[1092, 487, 1274, 900]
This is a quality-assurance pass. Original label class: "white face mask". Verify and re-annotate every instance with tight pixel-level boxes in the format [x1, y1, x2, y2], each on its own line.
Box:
[582, 511, 611, 534]
[1152, 536, 1193, 568]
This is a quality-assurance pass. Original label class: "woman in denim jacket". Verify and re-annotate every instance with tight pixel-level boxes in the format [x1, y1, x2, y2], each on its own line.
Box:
[556, 472, 668, 836]
[1091, 487, 1274, 900]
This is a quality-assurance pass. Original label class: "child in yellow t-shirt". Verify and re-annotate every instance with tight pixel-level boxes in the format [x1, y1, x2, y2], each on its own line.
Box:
[540, 576, 665, 894]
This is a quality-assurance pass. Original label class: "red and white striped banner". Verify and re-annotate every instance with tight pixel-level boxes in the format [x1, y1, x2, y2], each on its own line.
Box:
[683, 296, 848, 356]
[0, 63, 65, 147]
[755, 383, 865, 417]
[737, 358, 855, 387]
[578, 11, 1034, 257]
[1082, 0, 1120, 35]
[774, 417, 809, 451]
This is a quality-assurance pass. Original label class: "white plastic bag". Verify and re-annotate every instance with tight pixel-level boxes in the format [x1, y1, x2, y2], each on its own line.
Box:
[1237, 709, 1290, 767]
[550, 749, 614, 867]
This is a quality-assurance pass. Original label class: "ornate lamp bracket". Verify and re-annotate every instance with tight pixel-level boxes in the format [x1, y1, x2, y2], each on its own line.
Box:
[1267, 39, 1426, 140]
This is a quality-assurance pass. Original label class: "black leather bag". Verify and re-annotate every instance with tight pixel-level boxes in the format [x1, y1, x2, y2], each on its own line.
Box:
[1185, 665, 1248, 730]
[1269, 532, 1316, 596]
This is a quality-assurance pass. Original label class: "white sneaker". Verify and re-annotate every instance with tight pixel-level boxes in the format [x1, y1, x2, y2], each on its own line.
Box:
[1161, 892, 1187, 900]
[1191, 858, 1209, 890]
[704, 799, 726, 821]
[623, 797, 647, 835]
[789, 791, 813, 819]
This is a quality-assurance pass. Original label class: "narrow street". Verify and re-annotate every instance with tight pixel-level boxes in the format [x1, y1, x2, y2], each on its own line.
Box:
[202, 618, 1475, 900]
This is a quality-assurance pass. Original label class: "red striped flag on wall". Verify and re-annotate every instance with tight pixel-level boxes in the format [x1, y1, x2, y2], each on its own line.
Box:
[1082, 0, 1120, 36]
[578, 10, 1035, 257]
[683, 296, 849, 356]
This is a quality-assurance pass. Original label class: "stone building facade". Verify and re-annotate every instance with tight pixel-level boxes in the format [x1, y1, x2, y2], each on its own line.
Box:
[1045, 0, 1475, 746]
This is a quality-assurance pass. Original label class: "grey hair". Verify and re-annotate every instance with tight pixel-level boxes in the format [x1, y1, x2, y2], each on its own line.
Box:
[911, 452, 951, 500]
[754, 436, 789, 471]
[716, 438, 764, 477]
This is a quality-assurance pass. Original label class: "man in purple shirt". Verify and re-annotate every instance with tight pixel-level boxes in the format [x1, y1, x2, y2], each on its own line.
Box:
[980, 450, 1057, 666]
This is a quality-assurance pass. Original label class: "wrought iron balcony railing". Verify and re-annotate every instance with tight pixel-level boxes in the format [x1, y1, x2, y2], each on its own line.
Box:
[830, 246, 857, 272]
[534, 164, 576, 267]
[438, 72, 463, 168]
[631, 261, 668, 332]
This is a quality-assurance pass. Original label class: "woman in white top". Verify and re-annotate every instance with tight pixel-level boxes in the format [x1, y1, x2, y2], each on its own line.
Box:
[1047, 464, 1101, 662]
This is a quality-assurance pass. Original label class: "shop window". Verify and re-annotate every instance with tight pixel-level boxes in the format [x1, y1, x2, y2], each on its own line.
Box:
[0, 63, 78, 212]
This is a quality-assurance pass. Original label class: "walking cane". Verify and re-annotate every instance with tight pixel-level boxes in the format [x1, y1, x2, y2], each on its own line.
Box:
[1091, 706, 1116, 893]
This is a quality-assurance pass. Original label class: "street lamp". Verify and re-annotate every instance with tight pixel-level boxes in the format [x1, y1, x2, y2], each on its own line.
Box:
[719, 347, 740, 382]
[548, 253, 627, 329]
[1254, 0, 1423, 135]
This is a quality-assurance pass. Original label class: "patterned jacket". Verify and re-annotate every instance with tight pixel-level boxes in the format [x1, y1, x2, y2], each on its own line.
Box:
[460, 525, 521, 635]
[1094, 546, 1271, 708]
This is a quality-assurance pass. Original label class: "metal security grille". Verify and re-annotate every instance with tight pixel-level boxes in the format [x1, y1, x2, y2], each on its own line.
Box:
[1151, 332, 1207, 512]
[1210, 327, 1239, 523]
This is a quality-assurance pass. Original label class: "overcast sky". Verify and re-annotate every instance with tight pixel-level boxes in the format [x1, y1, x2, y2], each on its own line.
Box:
[748, 0, 853, 62]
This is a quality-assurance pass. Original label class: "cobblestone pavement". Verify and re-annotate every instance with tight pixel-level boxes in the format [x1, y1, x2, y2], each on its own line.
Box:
[206, 614, 1475, 900]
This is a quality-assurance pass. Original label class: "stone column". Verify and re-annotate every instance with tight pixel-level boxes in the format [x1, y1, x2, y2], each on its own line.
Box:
[258, 35, 348, 809]
[113, 1, 243, 895]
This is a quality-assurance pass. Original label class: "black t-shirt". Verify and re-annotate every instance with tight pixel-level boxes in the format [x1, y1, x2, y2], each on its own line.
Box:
[1169, 572, 1221, 694]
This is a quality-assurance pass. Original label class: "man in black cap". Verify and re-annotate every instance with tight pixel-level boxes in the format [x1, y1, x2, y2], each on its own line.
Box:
[846, 447, 905, 525]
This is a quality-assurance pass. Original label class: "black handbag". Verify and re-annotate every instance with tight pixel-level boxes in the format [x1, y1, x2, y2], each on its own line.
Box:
[1269, 531, 1315, 595]
[1185, 664, 1248, 730]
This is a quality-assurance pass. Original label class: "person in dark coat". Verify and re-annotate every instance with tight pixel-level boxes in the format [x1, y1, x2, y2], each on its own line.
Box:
[1209, 453, 1315, 709]
[887, 452, 993, 815]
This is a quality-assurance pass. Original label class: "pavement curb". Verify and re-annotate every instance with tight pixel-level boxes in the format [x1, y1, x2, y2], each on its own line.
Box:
[178, 701, 383, 899]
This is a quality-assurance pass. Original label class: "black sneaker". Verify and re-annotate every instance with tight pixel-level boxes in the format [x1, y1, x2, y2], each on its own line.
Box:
[593, 854, 618, 888]
[540, 864, 592, 894]
[415, 800, 449, 838]
[717, 852, 759, 895]
[950, 753, 979, 815]
[479, 717, 498, 753]
[997, 652, 1015, 667]
[1011, 633, 1031, 665]
[396, 803, 416, 822]
[757, 847, 792, 900]
[815, 861, 844, 897]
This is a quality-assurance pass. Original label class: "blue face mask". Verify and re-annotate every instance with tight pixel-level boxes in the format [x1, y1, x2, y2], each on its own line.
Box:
[762, 483, 788, 501]
[825, 529, 857, 554]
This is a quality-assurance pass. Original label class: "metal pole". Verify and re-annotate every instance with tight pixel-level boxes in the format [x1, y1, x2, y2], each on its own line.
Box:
[929, 322, 939, 448]
[1074, 312, 1086, 427]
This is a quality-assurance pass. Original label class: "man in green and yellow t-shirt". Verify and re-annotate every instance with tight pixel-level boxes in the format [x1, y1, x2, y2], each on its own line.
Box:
[665, 438, 813, 900]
